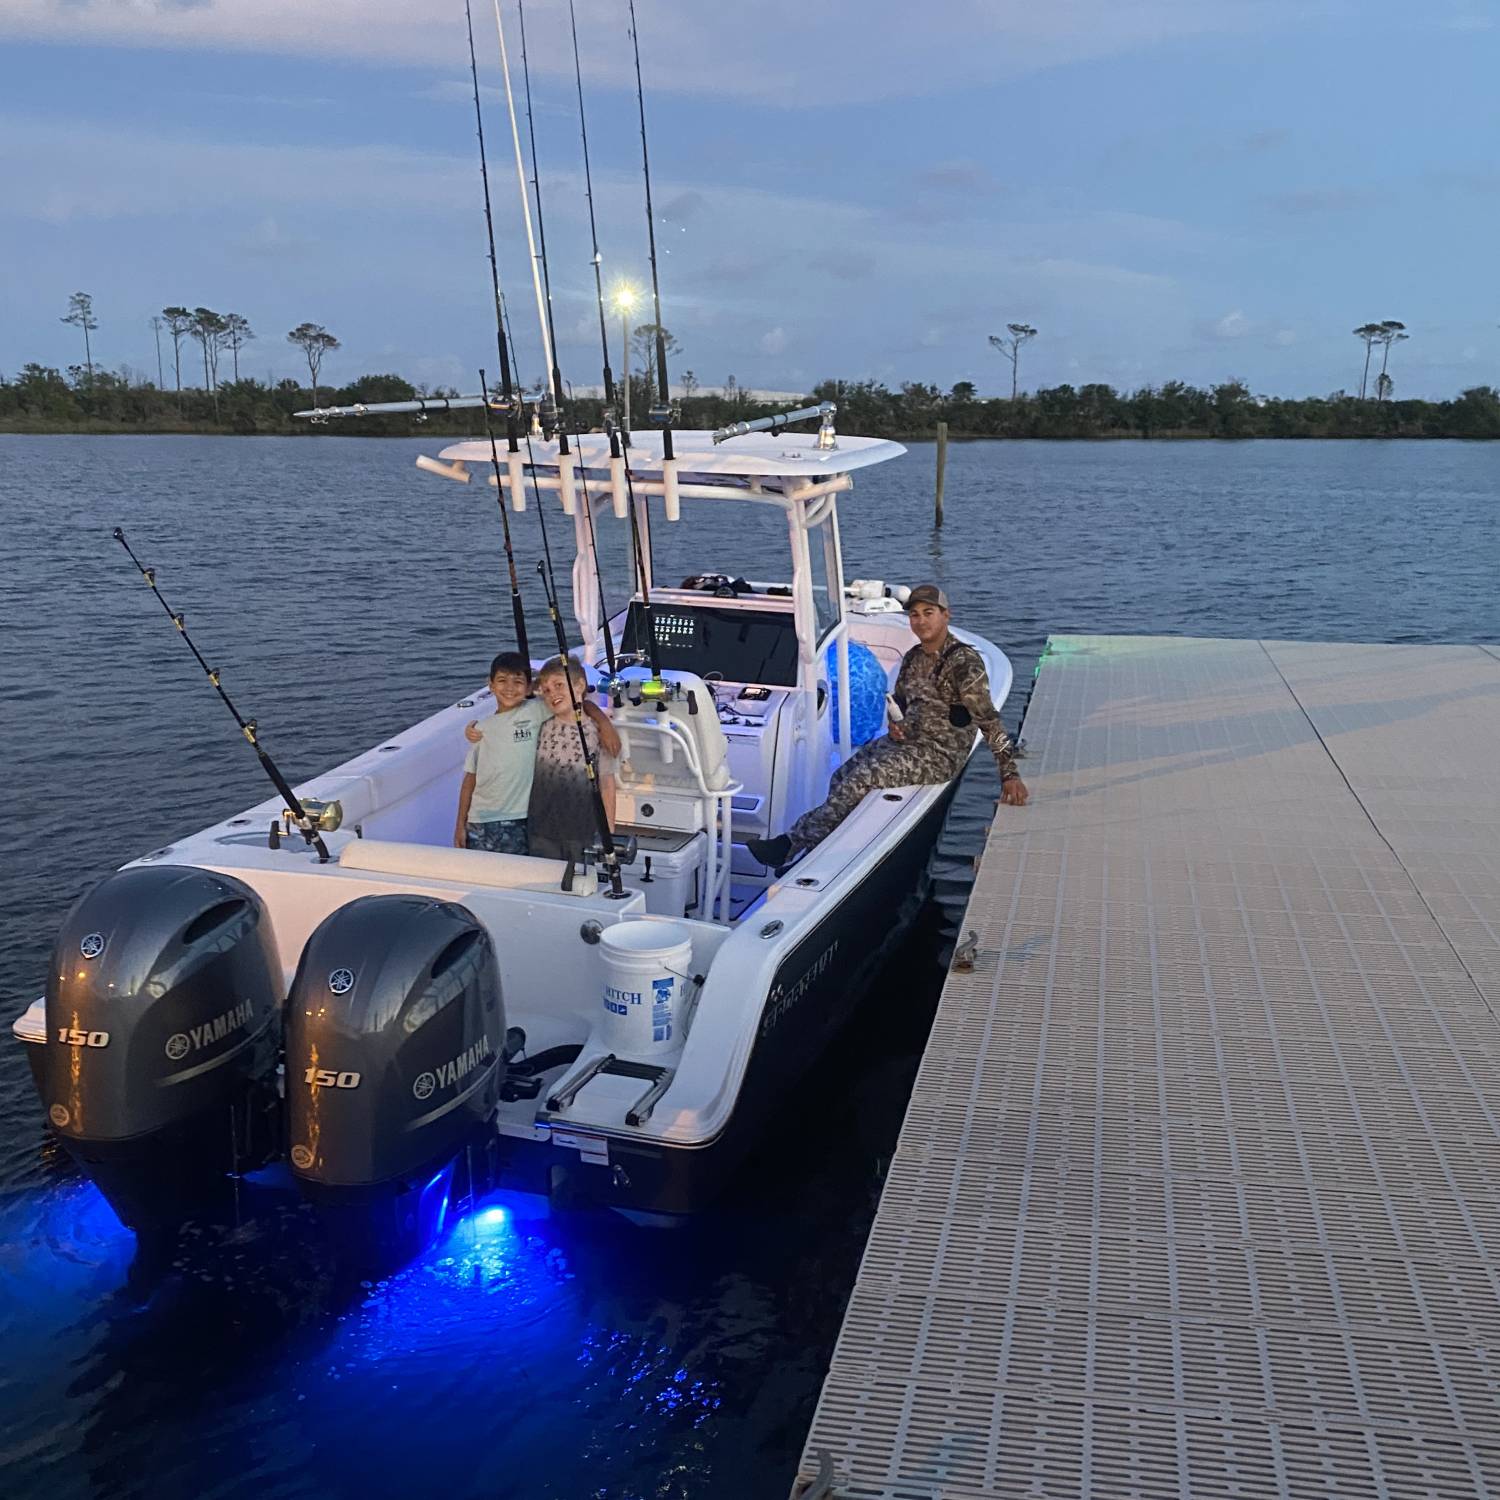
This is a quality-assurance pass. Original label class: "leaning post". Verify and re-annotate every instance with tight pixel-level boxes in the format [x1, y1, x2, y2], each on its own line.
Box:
[934, 420, 948, 529]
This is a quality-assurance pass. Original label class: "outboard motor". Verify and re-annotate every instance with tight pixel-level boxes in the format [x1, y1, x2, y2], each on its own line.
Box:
[286, 895, 504, 1267]
[43, 865, 282, 1232]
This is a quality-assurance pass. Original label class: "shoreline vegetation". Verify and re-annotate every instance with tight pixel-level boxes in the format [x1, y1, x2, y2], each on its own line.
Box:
[5, 366, 1500, 440]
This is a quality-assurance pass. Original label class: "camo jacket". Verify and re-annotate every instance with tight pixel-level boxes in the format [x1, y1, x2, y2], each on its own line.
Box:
[892, 637, 1018, 781]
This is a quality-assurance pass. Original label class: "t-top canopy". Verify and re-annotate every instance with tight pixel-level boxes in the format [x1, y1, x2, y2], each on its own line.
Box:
[437, 429, 906, 479]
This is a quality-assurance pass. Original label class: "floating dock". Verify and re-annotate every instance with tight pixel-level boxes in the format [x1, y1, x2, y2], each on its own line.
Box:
[797, 635, 1500, 1499]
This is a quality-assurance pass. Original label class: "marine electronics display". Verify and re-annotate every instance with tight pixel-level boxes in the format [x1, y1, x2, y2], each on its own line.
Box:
[619, 601, 799, 687]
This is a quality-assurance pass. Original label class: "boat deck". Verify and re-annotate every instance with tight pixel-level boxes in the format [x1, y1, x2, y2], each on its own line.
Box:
[797, 635, 1500, 1499]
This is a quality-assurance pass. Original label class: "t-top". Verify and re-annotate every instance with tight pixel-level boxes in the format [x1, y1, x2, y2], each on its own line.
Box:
[464, 698, 551, 822]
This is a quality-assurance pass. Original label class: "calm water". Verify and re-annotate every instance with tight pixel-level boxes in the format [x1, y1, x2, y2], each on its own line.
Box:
[1, 435, 1496, 1499]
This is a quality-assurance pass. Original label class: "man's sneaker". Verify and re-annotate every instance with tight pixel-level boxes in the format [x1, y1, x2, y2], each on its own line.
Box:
[746, 833, 793, 871]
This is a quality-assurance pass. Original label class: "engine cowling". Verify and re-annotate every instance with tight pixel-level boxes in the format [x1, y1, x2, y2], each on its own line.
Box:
[285, 894, 503, 1255]
[43, 864, 282, 1228]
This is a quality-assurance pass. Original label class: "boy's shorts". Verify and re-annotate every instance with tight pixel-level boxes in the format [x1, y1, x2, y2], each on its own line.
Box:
[465, 819, 529, 856]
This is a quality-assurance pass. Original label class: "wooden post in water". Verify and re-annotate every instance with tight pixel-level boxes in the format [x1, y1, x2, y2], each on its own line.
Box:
[934, 421, 948, 529]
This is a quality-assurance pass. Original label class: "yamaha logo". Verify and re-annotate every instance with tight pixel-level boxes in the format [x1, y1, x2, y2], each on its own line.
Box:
[165, 1033, 190, 1061]
[79, 932, 106, 960]
[328, 968, 355, 995]
[290, 1145, 314, 1170]
[49, 1104, 70, 1128]
[412, 1071, 436, 1101]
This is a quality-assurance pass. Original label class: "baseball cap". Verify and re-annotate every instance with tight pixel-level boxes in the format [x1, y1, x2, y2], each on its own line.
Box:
[905, 583, 949, 612]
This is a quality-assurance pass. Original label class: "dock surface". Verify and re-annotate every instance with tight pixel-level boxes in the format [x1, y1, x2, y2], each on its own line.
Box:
[798, 636, 1500, 1499]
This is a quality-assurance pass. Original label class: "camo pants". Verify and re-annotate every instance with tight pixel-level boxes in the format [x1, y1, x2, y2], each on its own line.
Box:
[787, 738, 962, 852]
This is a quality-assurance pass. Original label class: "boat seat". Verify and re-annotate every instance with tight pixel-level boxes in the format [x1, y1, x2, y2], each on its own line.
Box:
[609, 669, 737, 921]
[611, 668, 732, 833]
[338, 838, 597, 896]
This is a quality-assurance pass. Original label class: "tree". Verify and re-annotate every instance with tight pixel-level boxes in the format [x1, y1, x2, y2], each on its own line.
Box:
[189, 308, 229, 419]
[161, 306, 194, 411]
[1375, 372, 1393, 402]
[221, 313, 255, 383]
[1352, 323, 1384, 400]
[149, 316, 165, 389]
[61, 292, 98, 386]
[988, 322, 1038, 400]
[680, 368, 699, 399]
[630, 323, 680, 397]
[1375, 320, 1407, 400]
[287, 322, 340, 409]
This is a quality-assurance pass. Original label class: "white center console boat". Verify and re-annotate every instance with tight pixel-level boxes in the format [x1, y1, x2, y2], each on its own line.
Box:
[13, 424, 1012, 1261]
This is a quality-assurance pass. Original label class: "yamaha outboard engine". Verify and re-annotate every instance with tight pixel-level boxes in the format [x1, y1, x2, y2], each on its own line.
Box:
[286, 895, 504, 1267]
[43, 865, 282, 1232]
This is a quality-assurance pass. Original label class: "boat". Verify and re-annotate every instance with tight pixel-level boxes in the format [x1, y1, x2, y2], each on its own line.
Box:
[13, 418, 1013, 1261]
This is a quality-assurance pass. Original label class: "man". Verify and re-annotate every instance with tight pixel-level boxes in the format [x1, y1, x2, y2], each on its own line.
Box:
[747, 585, 1028, 870]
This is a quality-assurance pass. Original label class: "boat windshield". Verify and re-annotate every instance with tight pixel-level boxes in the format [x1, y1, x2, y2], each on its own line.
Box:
[618, 601, 799, 686]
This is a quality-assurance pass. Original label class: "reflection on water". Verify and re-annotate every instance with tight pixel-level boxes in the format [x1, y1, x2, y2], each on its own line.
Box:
[1, 435, 1496, 1498]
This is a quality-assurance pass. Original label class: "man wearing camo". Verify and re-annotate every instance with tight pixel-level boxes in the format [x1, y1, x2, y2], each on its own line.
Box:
[747, 584, 1028, 870]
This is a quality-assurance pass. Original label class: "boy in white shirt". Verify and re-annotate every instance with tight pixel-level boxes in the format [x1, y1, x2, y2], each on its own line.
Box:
[453, 652, 618, 855]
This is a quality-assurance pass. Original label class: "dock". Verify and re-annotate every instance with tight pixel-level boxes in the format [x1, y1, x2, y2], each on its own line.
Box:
[797, 635, 1500, 1498]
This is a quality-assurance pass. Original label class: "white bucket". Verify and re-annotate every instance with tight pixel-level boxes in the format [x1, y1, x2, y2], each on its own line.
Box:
[597, 920, 693, 1058]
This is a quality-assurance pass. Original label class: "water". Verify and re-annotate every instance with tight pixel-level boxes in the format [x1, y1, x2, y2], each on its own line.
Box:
[1, 435, 1496, 1498]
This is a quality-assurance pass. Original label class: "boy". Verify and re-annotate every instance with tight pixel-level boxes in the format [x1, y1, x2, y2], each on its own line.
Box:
[454, 652, 618, 854]
[527, 656, 617, 862]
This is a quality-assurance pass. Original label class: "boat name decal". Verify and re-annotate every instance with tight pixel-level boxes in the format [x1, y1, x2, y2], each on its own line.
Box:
[761, 939, 840, 1037]
[166, 998, 254, 1060]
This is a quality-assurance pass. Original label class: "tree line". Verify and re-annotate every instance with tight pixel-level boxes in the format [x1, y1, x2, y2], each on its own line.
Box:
[7, 363, 1500, 440]
[10, 290, 1500, 439]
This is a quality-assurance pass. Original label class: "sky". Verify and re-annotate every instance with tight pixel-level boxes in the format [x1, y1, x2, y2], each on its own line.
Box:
[2, 0, 1498, 401]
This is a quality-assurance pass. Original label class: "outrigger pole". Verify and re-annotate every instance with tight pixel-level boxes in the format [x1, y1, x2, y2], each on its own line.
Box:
[492, 0, 555, 425]
[568, 0, 615, 414]
[516, 0, 565, 429]
[112, 529, 335, 863]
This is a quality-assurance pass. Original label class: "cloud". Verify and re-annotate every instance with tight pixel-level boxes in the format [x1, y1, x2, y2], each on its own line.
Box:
[0, 113, 472, 225]
[0, 0, 1316, 106]
[1273, 327, 1298, 346]
[759, 326, 787, 356]
[234, 216, 315, 258]
[912, 160, 999, 195]
[1213, 310, 1251, 339]
[809, 250, 875, 282]
[1268, 187, 1371, 215]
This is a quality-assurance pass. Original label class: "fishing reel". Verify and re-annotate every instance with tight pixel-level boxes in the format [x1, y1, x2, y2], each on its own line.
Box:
[647, 401, 679, 427]
[267, 797, 344, 852]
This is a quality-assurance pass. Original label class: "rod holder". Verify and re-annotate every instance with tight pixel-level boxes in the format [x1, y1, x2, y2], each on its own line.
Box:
[415, 455, 471, 484]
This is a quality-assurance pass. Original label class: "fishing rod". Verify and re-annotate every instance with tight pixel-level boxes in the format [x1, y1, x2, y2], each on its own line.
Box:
[493, 0, 554, 428]
[628, 0, 674, 457]
[465, 0, 520, 450]
[522, 439, 629, 900]
[477, 368, 530, 663]
[112, 529, 334, 862]
[567, 0, 615, 414]
[491, 271, 626, 894]
[516, 0, 565, 435]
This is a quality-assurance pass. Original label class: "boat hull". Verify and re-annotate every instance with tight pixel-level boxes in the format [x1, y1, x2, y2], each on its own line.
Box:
[491, 777, 959, 1217]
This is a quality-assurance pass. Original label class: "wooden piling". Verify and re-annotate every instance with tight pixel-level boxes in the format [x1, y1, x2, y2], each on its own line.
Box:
[934, 420, 948, 528]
